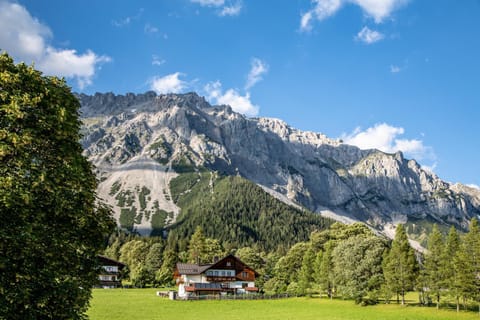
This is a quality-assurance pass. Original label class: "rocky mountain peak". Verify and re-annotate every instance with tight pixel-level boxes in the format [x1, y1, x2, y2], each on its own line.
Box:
[79, 92, 480, 239]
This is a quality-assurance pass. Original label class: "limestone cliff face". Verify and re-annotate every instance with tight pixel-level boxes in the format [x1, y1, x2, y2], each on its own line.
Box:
[78, 92, 480, 235]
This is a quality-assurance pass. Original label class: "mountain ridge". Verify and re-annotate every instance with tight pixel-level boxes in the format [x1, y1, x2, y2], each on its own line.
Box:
[78, 91, 480, 239]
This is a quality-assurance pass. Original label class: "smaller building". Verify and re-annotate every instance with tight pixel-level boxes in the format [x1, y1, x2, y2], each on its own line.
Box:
[174, 254, 259, 298]
[97, 255, 126, 288]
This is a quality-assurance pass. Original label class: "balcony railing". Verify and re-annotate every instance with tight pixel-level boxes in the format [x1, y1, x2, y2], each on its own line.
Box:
[206, 276, 236, 282]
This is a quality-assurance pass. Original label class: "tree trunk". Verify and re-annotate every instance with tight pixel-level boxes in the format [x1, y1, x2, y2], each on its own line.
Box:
[401, 289, 405, 306]
[436, 294, 440, 310]
[456, 296, 460, 313]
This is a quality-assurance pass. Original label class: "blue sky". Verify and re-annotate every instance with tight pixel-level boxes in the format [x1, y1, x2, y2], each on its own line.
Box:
[1, 0, 479, 187]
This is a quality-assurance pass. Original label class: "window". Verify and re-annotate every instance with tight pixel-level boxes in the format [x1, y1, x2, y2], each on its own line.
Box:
[103, 266, 118, 273]
[221, 271, 225, 276]
[214, 271, 219, 276]
[226, 262, 231, 267]
[241, 271, 248, 279]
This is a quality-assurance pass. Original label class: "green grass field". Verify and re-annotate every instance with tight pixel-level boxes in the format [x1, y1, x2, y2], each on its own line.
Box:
[88, 289, 480, 320]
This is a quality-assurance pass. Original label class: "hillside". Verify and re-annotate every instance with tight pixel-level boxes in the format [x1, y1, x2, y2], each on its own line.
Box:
[166, 171, 332, 251]
[78, 92, 480, 240]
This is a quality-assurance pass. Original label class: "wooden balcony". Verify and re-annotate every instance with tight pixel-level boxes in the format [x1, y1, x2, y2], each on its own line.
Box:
[206, 276, 236, 282]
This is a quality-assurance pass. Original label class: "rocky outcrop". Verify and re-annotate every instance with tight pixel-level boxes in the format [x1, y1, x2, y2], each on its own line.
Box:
[79, 92, 480, 235]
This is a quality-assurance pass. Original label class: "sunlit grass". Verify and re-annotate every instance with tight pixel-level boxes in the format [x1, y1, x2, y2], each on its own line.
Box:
[88, 289, 480, 320]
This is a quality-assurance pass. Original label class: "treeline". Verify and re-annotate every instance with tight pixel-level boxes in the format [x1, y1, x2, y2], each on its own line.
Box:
[104, 218, 480, 313]
[165, 172, 333, 252]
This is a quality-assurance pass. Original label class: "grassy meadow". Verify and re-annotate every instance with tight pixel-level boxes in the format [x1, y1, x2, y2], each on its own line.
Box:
[88, 289, 480, 320]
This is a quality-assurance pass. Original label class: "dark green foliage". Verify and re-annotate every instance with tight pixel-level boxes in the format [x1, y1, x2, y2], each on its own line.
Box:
[443, 226, 461, 311]
[120, 207, 137, 231]
[150, 202, 170, 236]
[298, 246, 316, 295]
[134, 210, 143, 224]
[404, 217, 451, 247]
[145, 243, 164, 273]
[171, 157, 196, 173]
[168, 173, 333, 251]
[109, 180, 122, 196]
[454, 218, 480, 312]
[332, 235, 386, 303]
[187, 226, 224, 264]
[382, 224, 418, 305]
[124, 133, 141, 155]
[169, 171, 210, 205]
[138, 186, 151, 211]
[155, 249, 178, 286]
[115, 189, 134, 207]
[0, 53, 115, 319]
[422, 224, 444, 308]
[148, 137, 172, 164]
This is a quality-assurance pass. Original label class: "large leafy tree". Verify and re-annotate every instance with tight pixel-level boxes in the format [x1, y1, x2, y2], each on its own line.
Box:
[0, 53, 114, 319]
[332, 235, 386, 304]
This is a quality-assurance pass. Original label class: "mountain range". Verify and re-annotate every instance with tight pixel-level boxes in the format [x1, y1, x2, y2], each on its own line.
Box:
[78, 92, 480, 246]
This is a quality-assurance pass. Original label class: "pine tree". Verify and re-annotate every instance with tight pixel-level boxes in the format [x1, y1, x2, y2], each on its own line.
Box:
[155, 249, 178, 286]
[382, 224, 418, 305]
[423, 225, 444, 309]
[187, 226, 206, 263]
[443, 226, 461, 312]
[455, 219, 480, 312]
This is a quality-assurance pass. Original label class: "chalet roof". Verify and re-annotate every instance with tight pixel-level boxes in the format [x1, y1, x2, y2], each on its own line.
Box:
[209, 254, 260, 277]
[97, 255, 126, 268]
[176, 263, 212, 275]
[176, 254, 259, 276]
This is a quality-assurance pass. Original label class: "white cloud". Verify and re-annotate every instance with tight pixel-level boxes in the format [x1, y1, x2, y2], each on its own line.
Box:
[205, 81, 259, 117]
[300, 0, 342, 31]
[300, 11, 314, 32]
[300, 0, 408, 31]
[191, 0, 242, 17]
[144, 23, 159, 34]
[219, 2, 243, 16]
[245, 58, 268, 90]
[355, 26, 384, 44]
[390, 65, 401, 73]
[112, 8, 144, 27]
[152, 55, 166, 66]
[341, 123, 435, 162]
[39, 48, 111, 89]
[191, 0, 224, 6]
[0, 1, 110, 89]
[150, 72, 187, 94]
[354, 0, 408, 23]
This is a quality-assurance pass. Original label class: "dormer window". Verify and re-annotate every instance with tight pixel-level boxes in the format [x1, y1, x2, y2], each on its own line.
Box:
[226, 262, 231, 267]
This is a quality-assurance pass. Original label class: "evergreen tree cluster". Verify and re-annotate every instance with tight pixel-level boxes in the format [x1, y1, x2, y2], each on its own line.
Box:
[419, 220, 480, 312]
[166, 172, 333, 252]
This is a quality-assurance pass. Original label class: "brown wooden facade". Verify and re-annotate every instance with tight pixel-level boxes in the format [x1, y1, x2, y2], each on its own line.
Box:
[175, 254, 259, 297]
[96, 255, 126, 288]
